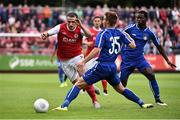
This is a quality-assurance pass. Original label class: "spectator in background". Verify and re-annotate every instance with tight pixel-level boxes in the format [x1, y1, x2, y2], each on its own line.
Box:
[171, 7, 179, 24]
[93, 5, 104, 17]
[175, 35, 180, 53]
[84, 5, 93, 17]
[75, 5, 83, 19]
[164, 34, 173, 55]
[21, 4, 30, 20]
[42, 5, 52, 27]
[149, 6, 157, 21]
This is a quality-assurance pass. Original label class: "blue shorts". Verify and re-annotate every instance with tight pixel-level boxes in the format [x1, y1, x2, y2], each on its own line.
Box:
[83, 62, 120, 86]
[120, 57, 151, 81]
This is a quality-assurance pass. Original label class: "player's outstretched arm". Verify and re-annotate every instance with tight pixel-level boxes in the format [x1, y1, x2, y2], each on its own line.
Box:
[41, 25, 60, 40]
[157, 45, 176, 68]
[84, 47, 101, 63]
[41, 32, 49, 40]
[76, 47, 100, 76]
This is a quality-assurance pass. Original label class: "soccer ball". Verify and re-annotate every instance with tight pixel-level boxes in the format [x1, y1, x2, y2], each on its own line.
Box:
[33, 98, 49, 113]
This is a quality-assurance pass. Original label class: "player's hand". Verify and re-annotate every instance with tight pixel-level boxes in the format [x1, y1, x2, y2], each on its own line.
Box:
[75, 19, 82, 27]
[167, 61, 176, 68]
[76, 60, 85, 76]
[41, 33, 48, 40]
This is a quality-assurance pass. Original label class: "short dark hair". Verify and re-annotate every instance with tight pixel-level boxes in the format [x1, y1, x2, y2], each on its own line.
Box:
[138, 10, 148, 19]
[67, 12, 78, 18]
[105, 11, 118, 27]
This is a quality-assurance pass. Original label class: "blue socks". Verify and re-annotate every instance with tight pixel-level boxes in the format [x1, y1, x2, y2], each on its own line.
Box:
[58, 67, 65, 83]
[61, 85, 81, 108]
[149, 80, 160, 101]
[123, 88, 144, 106]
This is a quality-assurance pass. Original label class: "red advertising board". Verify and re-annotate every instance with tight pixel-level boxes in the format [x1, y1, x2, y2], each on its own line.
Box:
[144, 55, 176, 71]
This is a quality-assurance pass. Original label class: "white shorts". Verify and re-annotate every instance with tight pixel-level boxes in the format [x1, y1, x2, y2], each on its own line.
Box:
[85, 57, 98, 71]
[61, 55, 84, 82]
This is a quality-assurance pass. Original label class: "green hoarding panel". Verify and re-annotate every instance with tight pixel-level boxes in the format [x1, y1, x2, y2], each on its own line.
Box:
[0, 55, 57, 70]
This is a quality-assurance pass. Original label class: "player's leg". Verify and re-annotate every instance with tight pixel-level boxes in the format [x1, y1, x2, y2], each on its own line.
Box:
[85, 58, 100, 95]
[140, 67, 167, 106]
[101, 80, 108, 96]
[63, 74, 68, 87]
[138, 60, 167, 106]
[53, 66, 102, 111]
[84, 84, 100, 108]
[61, 55, 100, 108]
[53, 77, 89, 111]
[120, 62, 135, 87]
[93, 84, 100, 95]
[65, 68, 99, 107]
[109, 74, 153, 108]
[64, 74, 67, 82]
[57, 66, 65, 87]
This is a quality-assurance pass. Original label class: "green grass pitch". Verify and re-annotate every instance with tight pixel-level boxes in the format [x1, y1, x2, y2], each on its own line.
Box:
[0, 73, 180, 119]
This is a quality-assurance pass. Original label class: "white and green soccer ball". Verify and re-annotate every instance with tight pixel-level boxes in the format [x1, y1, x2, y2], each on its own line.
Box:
[33, 98, 49, 113]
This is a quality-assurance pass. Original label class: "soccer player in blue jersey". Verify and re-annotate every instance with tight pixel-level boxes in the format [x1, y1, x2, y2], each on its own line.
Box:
[120, 10, 176, 106]
[53, 11, 153, 111]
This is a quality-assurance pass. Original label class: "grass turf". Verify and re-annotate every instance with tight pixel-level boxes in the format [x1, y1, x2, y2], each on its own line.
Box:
[0, 73, 180, 119]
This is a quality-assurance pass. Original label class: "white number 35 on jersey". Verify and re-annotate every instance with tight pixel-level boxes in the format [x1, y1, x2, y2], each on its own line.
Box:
[109, 36, 121, 54]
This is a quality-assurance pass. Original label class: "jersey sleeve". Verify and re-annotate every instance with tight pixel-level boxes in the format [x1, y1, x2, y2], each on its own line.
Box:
[149, 29, 160, 46]
[95, 31, 106, 48]
[48, 25, 60, 36]
[120, 31, 134, 45]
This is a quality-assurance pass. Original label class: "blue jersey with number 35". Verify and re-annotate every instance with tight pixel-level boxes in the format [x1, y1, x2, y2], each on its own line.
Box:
[83, 28, 134, 86]
[95, 28, 132, 62]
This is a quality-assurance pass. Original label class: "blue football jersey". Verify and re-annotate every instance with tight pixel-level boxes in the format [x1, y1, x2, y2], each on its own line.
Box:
[121, 24, 160, 60]
[95, 28, 133, 62]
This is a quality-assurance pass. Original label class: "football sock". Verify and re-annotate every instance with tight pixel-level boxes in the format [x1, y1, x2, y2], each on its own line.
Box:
[58, 67, 64, 83]
[85, 85, 97, 102]
[123, 88, 144, 106]
[101, 80, 107, 92]
[149, 80, 160, 101]
[64, 75, 67, 82]
[61, 85, 80, 108]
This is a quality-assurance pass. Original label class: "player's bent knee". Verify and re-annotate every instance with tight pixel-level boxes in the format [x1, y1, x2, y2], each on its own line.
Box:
[113, 83, 125, 94]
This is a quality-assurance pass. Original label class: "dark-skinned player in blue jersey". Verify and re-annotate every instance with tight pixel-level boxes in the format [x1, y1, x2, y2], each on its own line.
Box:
[120, 10, 176, 106]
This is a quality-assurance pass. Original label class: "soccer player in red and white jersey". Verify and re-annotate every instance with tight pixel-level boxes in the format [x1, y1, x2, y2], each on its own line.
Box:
[83, 16, 108, 96]
[41, 12, 100, 108]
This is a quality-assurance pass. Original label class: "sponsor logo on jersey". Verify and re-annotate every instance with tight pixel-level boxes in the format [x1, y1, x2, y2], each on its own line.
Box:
[63, 37, 77, 43]
[74, 34, 79, 38]
[143, 34, 148, 40]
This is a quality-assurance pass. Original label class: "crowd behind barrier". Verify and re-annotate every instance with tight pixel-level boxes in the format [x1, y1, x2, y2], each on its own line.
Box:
[0, 3, 179, 55]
